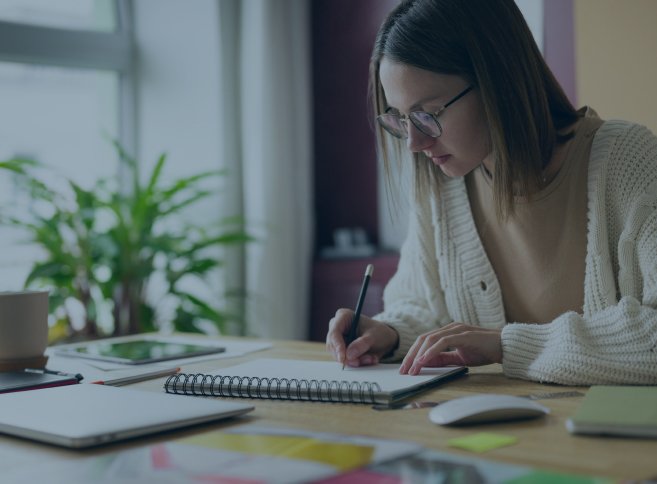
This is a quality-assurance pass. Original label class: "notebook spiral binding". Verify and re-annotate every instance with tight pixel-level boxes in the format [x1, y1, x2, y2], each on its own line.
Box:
[164, 373, 383, 404]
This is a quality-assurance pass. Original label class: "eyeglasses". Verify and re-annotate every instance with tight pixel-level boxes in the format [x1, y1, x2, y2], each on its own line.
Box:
[376, 85, 474, 139]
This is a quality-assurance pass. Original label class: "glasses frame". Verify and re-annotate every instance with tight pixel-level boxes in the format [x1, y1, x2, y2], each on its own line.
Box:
[377, 85, 474, 139]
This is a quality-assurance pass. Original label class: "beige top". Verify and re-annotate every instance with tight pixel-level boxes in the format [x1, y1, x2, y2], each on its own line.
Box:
[378, 117, 657, 385]
[466, 108, 604, 323]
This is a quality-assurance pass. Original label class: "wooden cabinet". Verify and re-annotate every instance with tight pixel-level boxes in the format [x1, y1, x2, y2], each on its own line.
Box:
[310, 0, 399, 341]
[309, 253, 399, 342]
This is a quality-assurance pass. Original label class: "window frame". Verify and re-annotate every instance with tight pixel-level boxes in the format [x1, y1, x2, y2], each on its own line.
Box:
[0, 0, 136, 155]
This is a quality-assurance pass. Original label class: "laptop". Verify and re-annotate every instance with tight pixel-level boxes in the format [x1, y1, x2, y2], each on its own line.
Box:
[0, 384, 253, 448]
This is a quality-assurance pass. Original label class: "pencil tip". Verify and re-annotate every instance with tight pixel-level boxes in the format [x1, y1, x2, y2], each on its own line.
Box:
[365, 264, 374, 277]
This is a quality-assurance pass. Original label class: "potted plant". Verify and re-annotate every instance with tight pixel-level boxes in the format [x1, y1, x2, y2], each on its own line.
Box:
[0, 142, 252, 342]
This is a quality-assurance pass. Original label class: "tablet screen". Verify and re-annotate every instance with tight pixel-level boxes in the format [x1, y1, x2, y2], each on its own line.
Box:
[56, 340, 225, 364]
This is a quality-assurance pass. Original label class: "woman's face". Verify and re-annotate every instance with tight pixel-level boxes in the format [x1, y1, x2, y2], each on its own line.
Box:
[379, 58, 491, 177]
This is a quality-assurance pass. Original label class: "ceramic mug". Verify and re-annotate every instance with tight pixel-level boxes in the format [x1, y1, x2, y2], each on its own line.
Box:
[0, 290, 49, 362]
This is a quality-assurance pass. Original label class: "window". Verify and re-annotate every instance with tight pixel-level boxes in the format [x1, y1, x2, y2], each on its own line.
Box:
[0, 0, 133, 290]
[0, 0, 116, 31]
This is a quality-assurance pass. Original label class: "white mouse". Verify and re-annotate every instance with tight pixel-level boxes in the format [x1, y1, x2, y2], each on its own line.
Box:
[429, 394, 550, 426]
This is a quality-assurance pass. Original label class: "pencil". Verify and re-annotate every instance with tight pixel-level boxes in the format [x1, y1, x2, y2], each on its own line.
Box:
[342, 264, 374, 370]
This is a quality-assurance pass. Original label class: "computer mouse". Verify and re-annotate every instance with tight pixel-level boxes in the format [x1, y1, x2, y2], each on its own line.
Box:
[428, 394, 550, 426]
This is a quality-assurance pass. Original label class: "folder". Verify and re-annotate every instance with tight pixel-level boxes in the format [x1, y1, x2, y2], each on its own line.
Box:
[566, 385, 657, 438]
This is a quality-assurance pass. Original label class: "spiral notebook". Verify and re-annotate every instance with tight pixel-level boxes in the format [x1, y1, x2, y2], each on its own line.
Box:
[164, 358, 467, 404]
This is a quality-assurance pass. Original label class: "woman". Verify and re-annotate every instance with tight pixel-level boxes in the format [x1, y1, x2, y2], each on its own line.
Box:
[326, 0, 657, 385]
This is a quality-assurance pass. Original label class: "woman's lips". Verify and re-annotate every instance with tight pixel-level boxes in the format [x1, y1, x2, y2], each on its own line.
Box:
[429, 154, 451, 166]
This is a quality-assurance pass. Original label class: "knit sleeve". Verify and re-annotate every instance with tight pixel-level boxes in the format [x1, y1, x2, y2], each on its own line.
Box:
[501, 295, 657, 385]
[372, 197, 451, 361]
[501, 122, 657, 385]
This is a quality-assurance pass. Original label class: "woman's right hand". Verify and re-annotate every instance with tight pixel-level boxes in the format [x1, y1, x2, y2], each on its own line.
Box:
[325, 308, 400, 367]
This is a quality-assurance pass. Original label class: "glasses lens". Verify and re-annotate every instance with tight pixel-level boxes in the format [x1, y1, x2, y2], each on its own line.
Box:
[377, 114, 408, 139]
[410, 112, 442, 137]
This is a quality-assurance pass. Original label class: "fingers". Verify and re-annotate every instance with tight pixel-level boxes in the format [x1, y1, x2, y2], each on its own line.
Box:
[344, 331, 375, 363]
[408, 333, 471, 374]
[400, 323, 499, 375]
[410, 349, 465, 368]
[338, 319, 377, 366]
[400, 322, 465, 373]
[325, 308, 355, 364]
[345, 352, 380, 368]
[399, 337, 423, 374]
[326, 311, 398, 368]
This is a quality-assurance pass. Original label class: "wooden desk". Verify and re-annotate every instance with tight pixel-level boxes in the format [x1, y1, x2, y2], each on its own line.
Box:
[1, 338, 656, 481]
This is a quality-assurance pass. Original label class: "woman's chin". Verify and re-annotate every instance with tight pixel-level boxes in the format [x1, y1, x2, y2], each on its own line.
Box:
[434, 158, 479, 178]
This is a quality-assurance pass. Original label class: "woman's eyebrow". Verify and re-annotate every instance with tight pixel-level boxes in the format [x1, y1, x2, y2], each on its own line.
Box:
[385, 94, 446, 114]
[409, 94, 444, 111]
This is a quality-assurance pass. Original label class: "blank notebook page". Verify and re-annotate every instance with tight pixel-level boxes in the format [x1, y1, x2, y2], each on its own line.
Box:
[210, 358, 457, 392]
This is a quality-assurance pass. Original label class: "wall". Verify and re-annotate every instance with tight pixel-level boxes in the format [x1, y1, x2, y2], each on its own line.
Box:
[312, 0, 397, 252]
[574, 0, 657, 133]
[544, 0, 576, 105]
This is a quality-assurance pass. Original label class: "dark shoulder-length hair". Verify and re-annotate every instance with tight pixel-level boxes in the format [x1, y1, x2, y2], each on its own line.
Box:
[370, 0, 579, 218]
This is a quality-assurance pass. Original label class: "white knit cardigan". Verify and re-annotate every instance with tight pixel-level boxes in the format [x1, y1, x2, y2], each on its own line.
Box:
[376, 120, 657, 385]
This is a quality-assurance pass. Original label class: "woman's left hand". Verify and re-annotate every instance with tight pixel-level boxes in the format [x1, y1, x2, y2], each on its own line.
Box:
[399, 323, 503, 375]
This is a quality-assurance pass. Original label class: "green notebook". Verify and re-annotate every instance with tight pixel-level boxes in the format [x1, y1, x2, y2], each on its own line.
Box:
[566, 386, 657, 438]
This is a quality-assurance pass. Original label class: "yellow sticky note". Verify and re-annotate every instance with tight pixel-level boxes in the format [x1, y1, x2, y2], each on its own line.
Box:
[448, 432, 518, 453]
[180, 432, 374, 471]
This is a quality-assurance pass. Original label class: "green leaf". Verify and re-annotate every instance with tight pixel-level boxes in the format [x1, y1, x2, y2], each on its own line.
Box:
[172, 307, 205, 334]
[146, 153, 167, 195]
[0, 158, 39, 174]
[160, 190, 214, 217]
[160, 170, 225, 201]
[25, 261, 74, 287]
[2, 140, 254, 339]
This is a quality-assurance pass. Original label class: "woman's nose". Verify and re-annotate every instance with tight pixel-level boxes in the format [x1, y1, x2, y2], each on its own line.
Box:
[406, 123, 435, 153]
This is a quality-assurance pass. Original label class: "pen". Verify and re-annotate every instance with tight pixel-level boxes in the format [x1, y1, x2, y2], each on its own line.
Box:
[343, 264, 374, 370]
[25, 368, 84, 382]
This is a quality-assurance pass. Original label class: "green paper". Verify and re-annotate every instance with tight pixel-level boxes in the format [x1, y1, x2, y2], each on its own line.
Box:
[448, 432, 518, 453]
